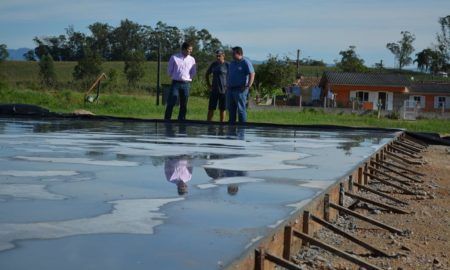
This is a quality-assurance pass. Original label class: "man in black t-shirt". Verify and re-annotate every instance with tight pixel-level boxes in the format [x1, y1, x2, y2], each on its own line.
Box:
[205, 49, 229, 122]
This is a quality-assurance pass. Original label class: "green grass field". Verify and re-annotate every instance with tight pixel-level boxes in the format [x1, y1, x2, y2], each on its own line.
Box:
[1, 87, 449, 134]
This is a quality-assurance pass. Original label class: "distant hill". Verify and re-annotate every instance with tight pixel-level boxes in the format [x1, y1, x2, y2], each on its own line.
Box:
[7, 48, 32, 61]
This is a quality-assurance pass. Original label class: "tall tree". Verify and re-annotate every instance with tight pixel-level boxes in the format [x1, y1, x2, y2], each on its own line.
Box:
[336, 45, 366, 72]
[386, 31, 415, 70]
[87, 22, 112, 60]
[414, 48, 434, 72]
[110, 19, 145, 60]
[39, 54, 57, 87]
[436, 15, 450, 71]
[124, 50, 145, 87]
[0, 44, 8, 62]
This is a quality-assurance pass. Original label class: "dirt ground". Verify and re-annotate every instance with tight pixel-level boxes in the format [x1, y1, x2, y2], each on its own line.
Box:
[293, 144, 450, 270]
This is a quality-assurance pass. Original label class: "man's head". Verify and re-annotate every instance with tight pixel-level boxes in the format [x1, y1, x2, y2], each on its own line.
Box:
[181, 42, 193, 57]
[231, 46, 243, 61]
[215, 49, 225, 63]
[176, 181, 188, 195]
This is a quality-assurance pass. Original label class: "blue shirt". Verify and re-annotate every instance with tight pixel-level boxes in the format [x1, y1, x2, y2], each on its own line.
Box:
[227, 57, 255, 89]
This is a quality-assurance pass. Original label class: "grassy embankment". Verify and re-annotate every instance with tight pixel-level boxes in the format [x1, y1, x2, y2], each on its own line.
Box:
[1, 61, 449, 134]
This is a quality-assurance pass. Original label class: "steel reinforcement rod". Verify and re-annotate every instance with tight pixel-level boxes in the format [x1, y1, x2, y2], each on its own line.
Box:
[308, 212, 391, 257]
[291, 229, 383, 270]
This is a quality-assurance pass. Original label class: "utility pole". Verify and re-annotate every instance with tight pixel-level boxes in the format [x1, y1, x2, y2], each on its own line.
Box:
[296, 49, 301, 77]
[156, 41, 161, 106]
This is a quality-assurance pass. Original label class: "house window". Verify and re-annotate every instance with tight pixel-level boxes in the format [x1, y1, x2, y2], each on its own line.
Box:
[356, 91, 369, 102]
[410, 95, 425, 108]
[435, 96, 447, 109]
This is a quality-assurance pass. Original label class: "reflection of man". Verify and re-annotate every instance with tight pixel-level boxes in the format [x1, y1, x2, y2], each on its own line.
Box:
[204, 154, 247, 196]
[164, 156, 193, 195]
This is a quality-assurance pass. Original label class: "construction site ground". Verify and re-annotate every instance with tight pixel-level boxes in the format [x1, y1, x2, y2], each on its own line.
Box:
[292, 145, 450, 270]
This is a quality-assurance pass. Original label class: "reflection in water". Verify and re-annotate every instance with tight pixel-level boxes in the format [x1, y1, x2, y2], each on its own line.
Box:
[164, 155, 193, 195]
[204, 154, 247, 196]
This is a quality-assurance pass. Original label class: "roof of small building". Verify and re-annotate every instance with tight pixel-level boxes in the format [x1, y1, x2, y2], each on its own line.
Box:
[321, 71, 411, 87]
[409, 83, 450, 94]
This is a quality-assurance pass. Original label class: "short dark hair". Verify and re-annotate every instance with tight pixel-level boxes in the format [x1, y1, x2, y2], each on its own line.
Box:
[232, 46, 243, 56]
[181, 42, 192, 51]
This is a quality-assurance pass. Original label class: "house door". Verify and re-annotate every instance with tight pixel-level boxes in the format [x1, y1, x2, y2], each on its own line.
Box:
[378, 92, 387, 110]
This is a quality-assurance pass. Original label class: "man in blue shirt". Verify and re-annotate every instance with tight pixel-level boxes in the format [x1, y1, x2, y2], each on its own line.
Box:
[227, 46, 255, 123]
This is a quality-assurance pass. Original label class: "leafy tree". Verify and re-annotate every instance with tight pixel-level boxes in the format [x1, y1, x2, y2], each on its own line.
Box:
[336, 46, 366, 72]
[39, 54, 57, 87]
[64, 26, 86, 60]
[124, 50, 145, 87]
[436, 15, 450, 71]
[73, 47, 103, 86]
[23, 50, 36, 61]
[87, 22, 112, 60]
[414, 48, 434, 72]
[386, 31, 415, 70]
[255, 55, 296, 96]
[110, 19, 145, 61]
[0, 44, 8, 62]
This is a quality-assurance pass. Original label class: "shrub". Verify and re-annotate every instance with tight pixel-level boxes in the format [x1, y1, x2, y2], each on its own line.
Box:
[39, 54, 57, 88]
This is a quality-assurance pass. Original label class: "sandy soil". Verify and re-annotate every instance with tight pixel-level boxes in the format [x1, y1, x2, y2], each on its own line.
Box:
[293, 144, 450, 270]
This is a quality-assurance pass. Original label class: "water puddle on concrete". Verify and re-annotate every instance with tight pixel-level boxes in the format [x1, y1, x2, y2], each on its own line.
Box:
[0, 119, 398, 270]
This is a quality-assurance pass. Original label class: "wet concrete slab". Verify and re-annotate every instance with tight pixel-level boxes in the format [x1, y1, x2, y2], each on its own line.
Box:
[0, 119, 399, 270]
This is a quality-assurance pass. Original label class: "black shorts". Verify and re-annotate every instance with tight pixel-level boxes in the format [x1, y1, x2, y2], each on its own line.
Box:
[208, 91, 226, 111]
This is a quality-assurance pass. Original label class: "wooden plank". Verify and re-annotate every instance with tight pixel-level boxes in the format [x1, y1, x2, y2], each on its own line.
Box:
[310, 214, 391, 257]
[255, 248, 265, 270]
[329, 202, 403, 234]
[264, 251, 305, 270]
[292, 230, 383, 270]
[388, 145, 421, 159]
[385, 151, 422, 165]
[394, 141, 422, 153]
[371, 160, 423, 183]
[344, 191, 410, 214]
[378, 160, 425, 177]
[367, 165, 412, 186]
[283, 226, 293, 260]
[353, 182, 408, 205]
[363, 172, 417, 195]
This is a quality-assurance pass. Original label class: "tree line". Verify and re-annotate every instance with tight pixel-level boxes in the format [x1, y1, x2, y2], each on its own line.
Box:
[24, 20, 224, 63]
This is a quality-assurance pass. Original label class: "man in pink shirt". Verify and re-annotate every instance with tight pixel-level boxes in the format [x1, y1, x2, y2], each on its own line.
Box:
[164, 42, 197, 121]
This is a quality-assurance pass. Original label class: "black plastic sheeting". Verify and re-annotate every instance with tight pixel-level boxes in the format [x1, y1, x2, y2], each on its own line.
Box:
[1, 103, 449, 145]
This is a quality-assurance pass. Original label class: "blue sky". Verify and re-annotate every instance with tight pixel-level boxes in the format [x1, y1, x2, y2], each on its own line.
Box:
[1, 0, 449, 67]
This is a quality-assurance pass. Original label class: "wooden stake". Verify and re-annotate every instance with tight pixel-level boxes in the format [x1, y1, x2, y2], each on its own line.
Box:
[363, 172, 417, 195]
[353, 182, 408, 205]
[344, 191, 410, 214]
[283, 226, 293, 261]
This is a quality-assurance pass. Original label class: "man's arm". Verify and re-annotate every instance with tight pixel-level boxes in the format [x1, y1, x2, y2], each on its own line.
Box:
[205, 63, 214, 89]
[247, 72, 255, 89]
[167, 55, 175, 77]
[189, 58, 197, 79]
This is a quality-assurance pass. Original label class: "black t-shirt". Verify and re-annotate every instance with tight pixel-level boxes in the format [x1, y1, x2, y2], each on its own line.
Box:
[207, 61, 229, 94]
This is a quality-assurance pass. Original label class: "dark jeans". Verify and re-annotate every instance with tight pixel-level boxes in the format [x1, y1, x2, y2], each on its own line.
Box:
[164, 81, 190, 120]
[227, 88, 248, 123]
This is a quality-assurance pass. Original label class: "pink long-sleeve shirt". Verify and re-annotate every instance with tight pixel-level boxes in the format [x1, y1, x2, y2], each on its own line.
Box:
[167, 53, 197, 82]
